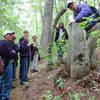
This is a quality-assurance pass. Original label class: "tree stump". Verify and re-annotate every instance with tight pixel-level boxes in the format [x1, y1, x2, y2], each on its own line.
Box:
[66, 23, 90, 79]
[66, 23, 100, 80]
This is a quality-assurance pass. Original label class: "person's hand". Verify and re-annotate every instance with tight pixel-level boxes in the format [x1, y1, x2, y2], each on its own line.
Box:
[27, 43, 32, 46]
[12, 50, 16, 54]
[69, 19, 75, 25]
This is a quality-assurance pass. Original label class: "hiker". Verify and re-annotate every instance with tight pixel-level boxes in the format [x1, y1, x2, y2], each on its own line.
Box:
[55, 22, 68, 60]
[30, 35, 39, 73]
[0, 31, 16, 100]
[67, 1, 98, 32]
[19, 30, 30, 85]
[67, 1, 100, 66]
[9, 32, 18, 81]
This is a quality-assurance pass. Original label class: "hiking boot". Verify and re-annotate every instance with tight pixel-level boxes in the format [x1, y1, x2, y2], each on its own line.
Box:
[20, 81, 29, 86]
[31, 69, 38, 73]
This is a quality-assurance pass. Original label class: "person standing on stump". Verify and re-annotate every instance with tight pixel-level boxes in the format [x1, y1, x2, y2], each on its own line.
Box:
[67, 1, 98, 32]
[67, 1, 99, 66]
[55, 22, 68, 61]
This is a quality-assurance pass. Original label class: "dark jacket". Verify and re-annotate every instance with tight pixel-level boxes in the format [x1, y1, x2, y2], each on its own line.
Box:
[9, 41, 18, 65]
[20, 40, 30, 58]
[55, 27, 68, 42]
[30, 45, 38, 61]
[0, 40, 13, 66]
[19, 37, 24, 44]
[74, 3, 97, 31]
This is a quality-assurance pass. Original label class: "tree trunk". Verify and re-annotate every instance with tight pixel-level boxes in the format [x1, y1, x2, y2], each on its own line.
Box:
[40, 0, 54, 53]
[66, 23, 90, 80]
[53, 8, 67, 29]
[66, 23, 100, 80]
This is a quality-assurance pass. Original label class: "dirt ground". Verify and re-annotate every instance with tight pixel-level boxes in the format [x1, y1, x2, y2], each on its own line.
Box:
[10, 59, 100, 100]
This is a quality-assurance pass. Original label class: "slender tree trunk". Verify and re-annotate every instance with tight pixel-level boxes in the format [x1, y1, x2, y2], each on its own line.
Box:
[53, 8, 67, 29]
[40, 0, 54, 53]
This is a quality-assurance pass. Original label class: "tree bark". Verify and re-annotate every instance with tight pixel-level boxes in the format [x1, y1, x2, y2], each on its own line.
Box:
[40, 0, 54, 53]
[66, 23, 90, 79]
[66, 23, 100, 80]
[53, 8, 67, 29]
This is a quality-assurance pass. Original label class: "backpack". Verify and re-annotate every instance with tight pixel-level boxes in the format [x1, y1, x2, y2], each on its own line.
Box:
[0, 56, 4, 75]
[89, 6, 100, 17]
[80, 1, 100, 17]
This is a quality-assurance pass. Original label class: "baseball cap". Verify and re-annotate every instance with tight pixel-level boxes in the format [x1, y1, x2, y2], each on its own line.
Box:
[67, 0, 74, 8]
[2, 31, 14, 36]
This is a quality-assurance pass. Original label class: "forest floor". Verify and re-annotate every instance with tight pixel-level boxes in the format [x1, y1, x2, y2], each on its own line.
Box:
[10, 58, 100, 100]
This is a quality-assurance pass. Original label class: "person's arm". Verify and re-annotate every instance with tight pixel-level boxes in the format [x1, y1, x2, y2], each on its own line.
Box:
[4, 42, 15, 58]
[75, 5, 90, 22]
[64, 29, 68, 40]
[55, 28, 59, 42]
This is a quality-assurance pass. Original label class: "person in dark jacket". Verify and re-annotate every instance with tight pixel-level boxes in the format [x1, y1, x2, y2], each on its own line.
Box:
[30, 35, 39, 73]
[9, 32, 18, 81]
[55, 22, 68, 60]
[0, 31, 16, 100]
[67, 1, 98, 32]
[19, 30, 30, 85]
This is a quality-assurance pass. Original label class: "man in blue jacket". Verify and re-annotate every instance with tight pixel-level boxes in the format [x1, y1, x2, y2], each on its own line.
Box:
[19, 31, 30, 85]
[67, 1, 97, 32]
[0, 31, 16, 100]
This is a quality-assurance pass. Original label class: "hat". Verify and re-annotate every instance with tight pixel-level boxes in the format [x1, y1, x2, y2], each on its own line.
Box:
[67, 0, 74, 8]
[11, 32, 15, 35]
[3, 31, 13, 36]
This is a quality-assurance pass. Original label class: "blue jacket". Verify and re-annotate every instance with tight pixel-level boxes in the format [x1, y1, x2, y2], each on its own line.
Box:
[0, 40, 13, 66]
[74, 3, 97, 30]
[20, 40, 30, 58]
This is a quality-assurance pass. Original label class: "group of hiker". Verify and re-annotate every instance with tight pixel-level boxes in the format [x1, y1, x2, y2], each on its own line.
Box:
[0, 30, 39, 100]
[0, 0, 100, 100]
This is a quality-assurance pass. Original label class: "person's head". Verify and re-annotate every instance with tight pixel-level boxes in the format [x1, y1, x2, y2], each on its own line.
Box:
[11, 32, 16, 41]
[32, 35, 37, 42]
[59, 22, 64, 29]
[23, 30, 29, 41]
[3, 31, 13, 41]
[67, 1, 78, 13]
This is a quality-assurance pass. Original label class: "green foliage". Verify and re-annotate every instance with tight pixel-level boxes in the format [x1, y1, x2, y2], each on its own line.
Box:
[69, 93, 73, 100]
[80, 14, 96, 29]
[44, 90, 62, 100]
[91, 30, 100, 38]
[53, 96, 62, 100]
[68, 92, 88, 100]
[0, 0, 23, 40]
[80, 92, 87, 97]
[89, 96, 94, 100]
[46, 42, 58, 66]
[45, 91, 52, 100]
[56, 77, 64, 89]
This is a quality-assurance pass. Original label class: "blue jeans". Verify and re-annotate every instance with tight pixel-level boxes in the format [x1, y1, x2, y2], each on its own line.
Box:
[0, 76, 2, 99]
[31, 52, 38, 70]
[12, 62, 16, 79]
[0, 61, 13, 100]
[20, 57, 30, 83]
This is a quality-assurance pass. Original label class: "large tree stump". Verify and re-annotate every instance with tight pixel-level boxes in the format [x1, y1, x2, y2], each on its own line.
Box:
[66, 23, 100, 80]
[66, 23, 90, 79]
